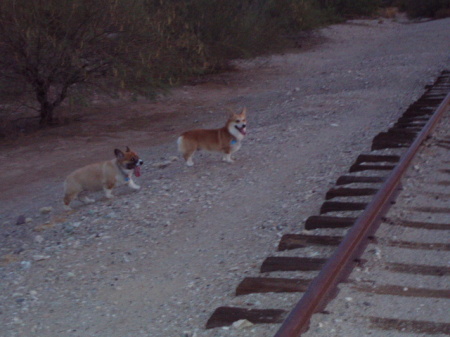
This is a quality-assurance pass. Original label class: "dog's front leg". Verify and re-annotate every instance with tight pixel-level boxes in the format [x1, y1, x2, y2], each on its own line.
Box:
[222, 153, 234, 163]
[128, 178, 140, 190]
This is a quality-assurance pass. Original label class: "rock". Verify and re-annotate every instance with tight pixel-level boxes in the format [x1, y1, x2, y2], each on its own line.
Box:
[16, 215, 26, 225]
[232, 319, 254, 330]
[32, 255, 50, 261]
[153, 161, 170, 169]
[39, 207, 53, 214]
[21, 261, 32, 269]
[34, 235, 44, 244]
[182, 332, 197, 337]
[12, 317, 23, 325]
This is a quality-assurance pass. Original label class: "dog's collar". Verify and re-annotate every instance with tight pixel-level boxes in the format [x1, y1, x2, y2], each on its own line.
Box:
[231, 135, 241, 145]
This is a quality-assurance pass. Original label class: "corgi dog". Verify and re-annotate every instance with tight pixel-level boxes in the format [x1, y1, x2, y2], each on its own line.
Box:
[63, 147, 143, 208]
[178, 108, 247, 166]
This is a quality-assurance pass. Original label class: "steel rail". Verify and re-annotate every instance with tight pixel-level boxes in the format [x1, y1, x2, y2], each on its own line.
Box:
[274, 92, 450, 337]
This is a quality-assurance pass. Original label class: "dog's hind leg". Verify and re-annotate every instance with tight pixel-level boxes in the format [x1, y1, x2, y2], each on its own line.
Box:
[63, 180, 80, 209]
[185, 152, 195, 166]
[178, 136, 195, 166]
[104, 188, 114, 199]
[63, 192, 77, 209]
[181, 148, 195, 166]
[103, 180, 115, 199]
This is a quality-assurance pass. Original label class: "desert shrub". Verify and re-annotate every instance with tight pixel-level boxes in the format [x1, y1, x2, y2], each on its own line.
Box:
[142, 0, 286, 73]
[395, 0, 450, 18]
[0, 0, 385, 129]
[0, 0, 158, 126]
[318, 0, 382, 18]
[264, 0, 330, 33]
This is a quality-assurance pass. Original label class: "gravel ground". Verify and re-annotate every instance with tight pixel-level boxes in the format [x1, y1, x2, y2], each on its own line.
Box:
[1, 16, 450, 337]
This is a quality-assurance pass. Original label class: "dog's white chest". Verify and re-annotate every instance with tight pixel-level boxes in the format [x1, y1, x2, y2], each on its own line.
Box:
[115, 172, 130, 184]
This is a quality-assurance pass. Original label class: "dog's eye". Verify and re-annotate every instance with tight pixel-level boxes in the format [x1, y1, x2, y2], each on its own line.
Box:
[236, 120, 240, 123]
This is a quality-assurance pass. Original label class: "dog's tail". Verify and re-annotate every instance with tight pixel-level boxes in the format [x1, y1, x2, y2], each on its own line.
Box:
[177, 136, 184, 153]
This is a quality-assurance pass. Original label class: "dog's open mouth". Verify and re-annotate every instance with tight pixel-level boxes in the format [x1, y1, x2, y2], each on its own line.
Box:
[134, 166, 141, 177]
[235, 125, 247, 135]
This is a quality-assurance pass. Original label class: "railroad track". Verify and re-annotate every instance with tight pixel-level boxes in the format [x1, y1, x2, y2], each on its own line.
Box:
[205, 70, 450, 336]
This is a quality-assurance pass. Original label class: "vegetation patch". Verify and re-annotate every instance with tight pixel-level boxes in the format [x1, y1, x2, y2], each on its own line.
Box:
[0, 0, 447, 132]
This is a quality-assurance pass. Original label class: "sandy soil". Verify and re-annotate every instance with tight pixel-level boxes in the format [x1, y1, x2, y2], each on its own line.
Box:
[0, 16, 449, 337]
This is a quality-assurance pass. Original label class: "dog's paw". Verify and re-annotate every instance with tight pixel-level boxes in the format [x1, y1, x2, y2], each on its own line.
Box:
[186, 160, 194, 167]
[223, 156, 234, 163]
[104, 190, 114, 199]
[128, 181, 141, 190]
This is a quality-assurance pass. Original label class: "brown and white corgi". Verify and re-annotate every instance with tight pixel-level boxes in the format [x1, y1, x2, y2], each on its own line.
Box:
[63, 147, 143, 208]
[177, 108, 247, 166]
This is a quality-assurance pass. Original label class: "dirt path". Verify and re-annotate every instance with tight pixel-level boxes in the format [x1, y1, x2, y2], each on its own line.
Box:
[1, 17, 449, 337]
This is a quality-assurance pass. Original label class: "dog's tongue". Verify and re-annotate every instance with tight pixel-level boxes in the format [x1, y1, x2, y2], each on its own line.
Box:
[241, 127, 247, 135]
[134, 166, 141, 177]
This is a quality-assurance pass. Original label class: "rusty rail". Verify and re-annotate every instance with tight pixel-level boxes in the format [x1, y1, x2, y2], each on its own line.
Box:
[273, 92, 450, 337]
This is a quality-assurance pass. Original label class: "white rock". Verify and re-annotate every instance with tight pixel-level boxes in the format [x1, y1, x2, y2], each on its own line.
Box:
[34, 235, 44, 244]
[182, 332, 197, 337]
[21, 261, 32, 269]
[232, 319, 254, 329]
[39, 207, 53, 214]
[32, 255, 50, 261]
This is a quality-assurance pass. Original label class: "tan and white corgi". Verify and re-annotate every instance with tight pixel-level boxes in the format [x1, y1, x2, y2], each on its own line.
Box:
[177, 108, 247, 166]
[63, 147, 143, 208]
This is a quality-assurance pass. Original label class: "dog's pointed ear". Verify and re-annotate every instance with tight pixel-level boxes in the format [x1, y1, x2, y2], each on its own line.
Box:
[240, 107, 247, 116]
[114, 149, 125, 159]
[126, 146, 130, 152]
[226, 107, 236, 118]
